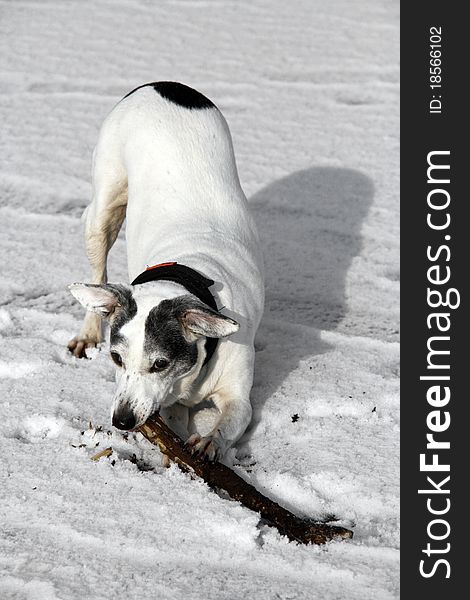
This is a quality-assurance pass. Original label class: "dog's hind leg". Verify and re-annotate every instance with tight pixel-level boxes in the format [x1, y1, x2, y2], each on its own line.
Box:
[68, 132, 128, 358]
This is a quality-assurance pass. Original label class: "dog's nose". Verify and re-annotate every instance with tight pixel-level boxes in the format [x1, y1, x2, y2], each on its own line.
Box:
[112, 408, 136, 431]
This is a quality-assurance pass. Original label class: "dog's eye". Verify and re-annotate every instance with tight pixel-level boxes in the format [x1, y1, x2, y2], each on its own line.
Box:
[110, 352, 123, 367]
[151, 358, 170, 372]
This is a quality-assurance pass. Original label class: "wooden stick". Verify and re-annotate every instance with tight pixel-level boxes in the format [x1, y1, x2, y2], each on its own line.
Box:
[90, 447, 113, 461]
[138, 414, 353, 545]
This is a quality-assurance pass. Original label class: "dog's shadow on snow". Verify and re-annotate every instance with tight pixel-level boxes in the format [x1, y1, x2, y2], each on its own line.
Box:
[239, 166, 374, 451]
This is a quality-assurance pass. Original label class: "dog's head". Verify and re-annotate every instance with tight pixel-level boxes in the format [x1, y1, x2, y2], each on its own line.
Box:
[69, 283, 239, 430]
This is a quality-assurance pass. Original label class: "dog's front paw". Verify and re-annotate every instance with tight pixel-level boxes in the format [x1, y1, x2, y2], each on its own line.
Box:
[67, 336, 99, 359]
[186, 431, 225, 462]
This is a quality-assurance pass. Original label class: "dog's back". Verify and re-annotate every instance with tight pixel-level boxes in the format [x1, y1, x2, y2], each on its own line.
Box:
[91, 82, 263, 324]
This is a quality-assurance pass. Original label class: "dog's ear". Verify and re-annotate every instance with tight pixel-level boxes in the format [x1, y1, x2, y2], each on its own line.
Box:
[178, 301, 239, 339]
[68, 283, 127, 318]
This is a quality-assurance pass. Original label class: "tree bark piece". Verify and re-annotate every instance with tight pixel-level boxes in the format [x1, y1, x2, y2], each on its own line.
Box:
[138, 414, 353, 545]
[90, 447, 113, 461]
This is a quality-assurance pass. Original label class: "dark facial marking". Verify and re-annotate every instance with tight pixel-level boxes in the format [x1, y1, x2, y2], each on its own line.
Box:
[144, 296, 200, 375]
[121, 81, 216, 110]
[108, 285, 138, 346]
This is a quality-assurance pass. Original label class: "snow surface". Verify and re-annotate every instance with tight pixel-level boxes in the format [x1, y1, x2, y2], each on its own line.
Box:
[0, 0, 399, 598]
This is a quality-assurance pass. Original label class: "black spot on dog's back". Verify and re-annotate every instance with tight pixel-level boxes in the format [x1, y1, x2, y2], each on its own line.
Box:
[122, 81, 216, 110]
[153, 82, 215, 109]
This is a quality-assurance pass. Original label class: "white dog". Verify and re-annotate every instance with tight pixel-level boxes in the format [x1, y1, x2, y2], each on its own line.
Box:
[68, 82, 264, 461]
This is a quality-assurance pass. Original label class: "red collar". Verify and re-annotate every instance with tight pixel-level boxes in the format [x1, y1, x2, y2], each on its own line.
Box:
[145, 261, 177, 271]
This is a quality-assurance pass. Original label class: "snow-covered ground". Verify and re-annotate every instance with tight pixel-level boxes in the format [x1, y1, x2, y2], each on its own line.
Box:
[0, 1, 399, 598]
